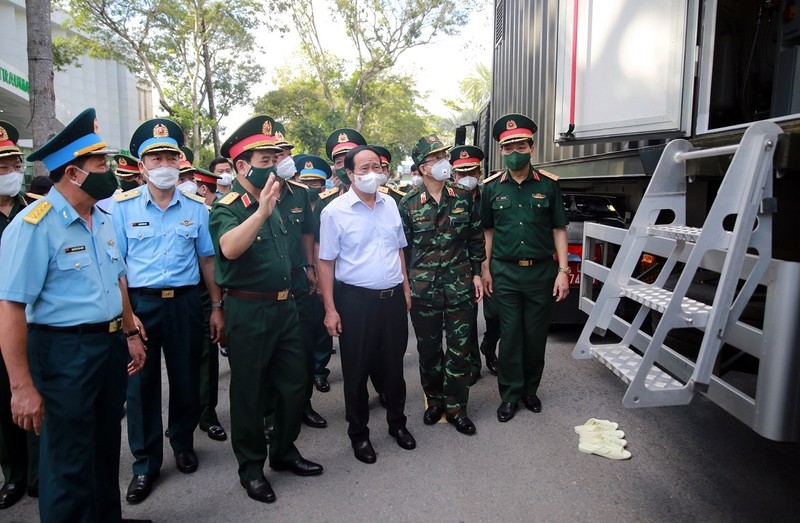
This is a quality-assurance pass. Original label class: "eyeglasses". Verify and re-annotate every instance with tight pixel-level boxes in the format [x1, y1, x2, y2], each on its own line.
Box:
[0, 165, 24, 175]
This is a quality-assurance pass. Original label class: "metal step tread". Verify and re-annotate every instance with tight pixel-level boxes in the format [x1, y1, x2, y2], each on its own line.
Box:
[647, 224, 703, 241]
[591, 345, 683, 390]
[620, 284, 713, 316]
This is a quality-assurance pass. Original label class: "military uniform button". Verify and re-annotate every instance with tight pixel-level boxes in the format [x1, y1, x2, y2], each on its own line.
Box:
[75, 262, 81, 268]
[138, 233, 143, 238]
[162, 232, 167, 236]
[256, 236, 261, 241]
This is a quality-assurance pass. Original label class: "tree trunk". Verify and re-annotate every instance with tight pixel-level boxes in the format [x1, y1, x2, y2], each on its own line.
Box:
[25, 0, 59, 176]
[200, 18, 220, 157]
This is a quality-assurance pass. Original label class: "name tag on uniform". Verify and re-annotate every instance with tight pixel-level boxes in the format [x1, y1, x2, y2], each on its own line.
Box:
[495, 195, 509, 201]
[64, 245, 86, 254]
[131, 221, 150, 227]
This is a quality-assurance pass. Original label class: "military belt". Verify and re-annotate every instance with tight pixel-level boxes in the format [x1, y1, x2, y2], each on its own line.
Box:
[30, 317, 123, 335]
[339, 282, 401, 300]
[497, 257, 552, 267]
[228, 289, 291, 301]
[130, 286, 195, 299]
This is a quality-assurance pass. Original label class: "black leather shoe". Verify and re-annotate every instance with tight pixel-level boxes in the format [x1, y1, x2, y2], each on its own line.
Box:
[125, 472, 159, 504]
[240, 476, 276, 504]
[314, 376, 330, 393]
[302, 407, 328, 428]
[352, 439, 377, 464]
[523, 394, 542, 413]
[270, 457, 323, 476]
[201, 424, 227, 441]
[497, 401, 518, 422]
[264, 424, 274, 444]
[388, 427, 417, 450]
[423, 404, 444, 425]
[0, 481, 24, 509]
[175, 450, 198, 474]
[447, 416, 477, 435]
[486, 358, 499, 376]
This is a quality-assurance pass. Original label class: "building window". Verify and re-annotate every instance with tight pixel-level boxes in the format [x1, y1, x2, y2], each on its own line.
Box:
[495, 0, 505, 46]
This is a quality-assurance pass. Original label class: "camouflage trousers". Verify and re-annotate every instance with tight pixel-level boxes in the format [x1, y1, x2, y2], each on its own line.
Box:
[410, 299, 476, 418]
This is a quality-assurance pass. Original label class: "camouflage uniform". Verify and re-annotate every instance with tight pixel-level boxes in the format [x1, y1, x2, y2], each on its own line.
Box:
[400, 182, 485, 419]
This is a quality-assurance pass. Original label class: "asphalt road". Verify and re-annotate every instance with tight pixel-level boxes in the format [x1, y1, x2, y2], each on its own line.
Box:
[4, 314, 799, 522]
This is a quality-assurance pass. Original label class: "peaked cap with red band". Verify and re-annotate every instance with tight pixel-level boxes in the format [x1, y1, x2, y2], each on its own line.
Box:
[221, 115, 283, 160]
[0, 120, 22, 160]
[492, 113, 537, 145]
[114, 153, 140, 177]
[449, 145, 484, 172]
[325, 128, 366, 160]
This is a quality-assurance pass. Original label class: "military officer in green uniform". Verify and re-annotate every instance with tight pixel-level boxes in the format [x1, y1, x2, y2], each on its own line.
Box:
[370, 145, 406, 205]
[212, 115, 323, 504]
[480, 114, 570, 423]
[0, 120, 39, 510]
[400, 135, 485, 435]
[450, 145, 500, 381]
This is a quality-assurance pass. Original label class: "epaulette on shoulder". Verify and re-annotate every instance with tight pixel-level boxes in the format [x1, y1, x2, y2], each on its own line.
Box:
[181, 190, 207, 204]
[482, 171, 503, 184]
[538, 169, 559, 181]
[288, 180, 308, 189]
[114, 188, 140, 202]
[25, 192, 43, 202]
[217, 191, 240, 206]
[319, 188, 339, 200]
[23, 200, 53, 225]
[377, 186, 389, 194]
[389, 185, 406, 197]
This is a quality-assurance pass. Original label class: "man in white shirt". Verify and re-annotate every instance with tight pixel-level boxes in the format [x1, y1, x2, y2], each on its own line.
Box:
[318, 145, 416, 464]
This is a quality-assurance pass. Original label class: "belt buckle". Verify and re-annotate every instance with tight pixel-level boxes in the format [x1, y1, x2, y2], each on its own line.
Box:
[161, 289, 175, 298]
[109, 318, 122, 333]
[379, 289, 394, 299]
[277, 289, 290, 300]
[518, 260, 531, 267]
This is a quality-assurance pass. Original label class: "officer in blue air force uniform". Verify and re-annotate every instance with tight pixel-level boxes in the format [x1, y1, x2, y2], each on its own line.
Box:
[112, 118, 224, 505]
[0, 108, 147, 523]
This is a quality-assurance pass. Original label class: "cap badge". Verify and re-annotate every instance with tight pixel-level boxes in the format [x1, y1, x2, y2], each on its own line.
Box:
[93, 118, 100, 134]
[338, 132, 348, 143]
[0, 126, 7, 141]
[428, 135, 437, 143]
[118, 157, 127, 166]
[179, 150, 187, 161]
[305, 161, 313, 169]
[275, 131, 284, 141]
[262, 120, 272, 135]
[153, 123, 169, 138]
[459, 150, 469, 159]
[506, 119, 517, 130]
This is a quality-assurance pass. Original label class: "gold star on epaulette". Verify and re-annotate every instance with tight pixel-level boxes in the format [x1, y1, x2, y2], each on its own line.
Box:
[23, 200, 53, 225]
[181, 191, 207, 204]
[217, 191, 240, 206]
[482, 172, 503, 184]
[538, 169, 559, 181]
[319, 188, 339, 200]
[114, 188, 141, 202]
[288, 180, 308, 189]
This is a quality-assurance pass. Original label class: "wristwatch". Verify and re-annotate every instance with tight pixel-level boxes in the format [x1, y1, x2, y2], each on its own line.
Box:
[125, 327, 140, 338]
[558, 266, 571, 274]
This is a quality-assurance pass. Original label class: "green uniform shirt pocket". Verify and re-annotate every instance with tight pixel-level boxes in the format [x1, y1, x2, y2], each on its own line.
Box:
[412, 218, 436, 234]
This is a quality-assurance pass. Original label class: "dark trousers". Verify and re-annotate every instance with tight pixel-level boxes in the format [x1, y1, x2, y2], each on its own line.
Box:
[336, 283, 408, 442]
[311, 292, 333, 379]
[226, 295, 305, 481]
[492, 260, 557, 402]
[199, 287, 221, 429]
[127, 288, 202, 476]
[0, 355, 39, 490]
[28, 328, 127, 523]
[410, 298, 474, 419]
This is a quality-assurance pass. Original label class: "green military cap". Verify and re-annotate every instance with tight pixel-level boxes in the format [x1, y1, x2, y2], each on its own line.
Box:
[0, 120, 22, 159]
[412, 134, 448, 166]
[273, 121, 294, 150]
[114, 153, 140, 177]
[28, 108, 114, 170]
[450, 145, 484, 172]
[194, 167, 220, 186]
[325, 128, 366, 160]
[295, 154, 332, 182]
[221, 115, 282, 160]
[369, 145, 391, 167]
[179, 146, 196, 174]
[129, 118, 184, 158]
[492, 113, 537, 145]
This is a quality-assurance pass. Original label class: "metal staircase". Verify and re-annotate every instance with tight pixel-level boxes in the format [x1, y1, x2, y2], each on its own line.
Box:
[573, 121, 781, 408]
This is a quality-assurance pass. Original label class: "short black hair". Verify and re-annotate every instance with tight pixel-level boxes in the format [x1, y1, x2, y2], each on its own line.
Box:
[198, 181, 216, 193]
[29, 175, 54, 195]
[343, 145, 379, 172]
[232, 150, 255, 169]
[49, 156, 89, 183]
[209, 157, 232, 172]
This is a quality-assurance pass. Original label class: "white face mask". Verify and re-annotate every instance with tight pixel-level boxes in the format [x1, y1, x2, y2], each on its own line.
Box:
[457, 176, 478, 191]
[376, 172, 389, 186]
[430, 159, 452, 181]
[276, 155, 295, 180]
[218, 173, 233, 186]
[410, 174, 423, 187]
[0, 170, 23, 197]
[177, 180, 198, 195]
[353, 172, 380, 194]
[145, 166, 180, 190]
